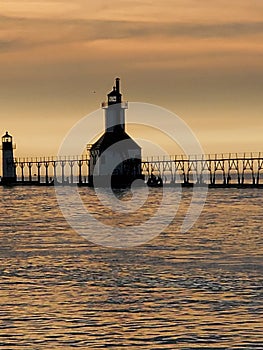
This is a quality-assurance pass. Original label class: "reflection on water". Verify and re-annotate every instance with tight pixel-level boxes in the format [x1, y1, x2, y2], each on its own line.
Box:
[0, 187, 262, 348]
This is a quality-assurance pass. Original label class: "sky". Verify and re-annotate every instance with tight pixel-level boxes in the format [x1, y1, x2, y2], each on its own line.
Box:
[0, 0, 262, 158]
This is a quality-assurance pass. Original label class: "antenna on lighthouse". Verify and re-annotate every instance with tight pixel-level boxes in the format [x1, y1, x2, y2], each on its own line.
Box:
[116, 77, 120, 94]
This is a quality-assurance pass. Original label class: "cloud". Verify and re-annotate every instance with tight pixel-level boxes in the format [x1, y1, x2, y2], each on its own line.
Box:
[0, 38, 23, 51]
[0, 14, 263, 53]
[164, 21, 263, 38]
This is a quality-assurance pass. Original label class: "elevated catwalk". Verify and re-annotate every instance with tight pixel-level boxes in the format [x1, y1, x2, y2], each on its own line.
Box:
[1, 152, 263, 188]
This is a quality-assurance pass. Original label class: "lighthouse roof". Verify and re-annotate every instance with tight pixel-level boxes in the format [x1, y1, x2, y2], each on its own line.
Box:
[90, 131, 141, 154]
[2, 131, 12, 138]
[108, 87, 118, 96]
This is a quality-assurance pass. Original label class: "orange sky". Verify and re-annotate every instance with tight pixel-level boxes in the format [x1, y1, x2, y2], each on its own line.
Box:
[0, 0, 262, 157]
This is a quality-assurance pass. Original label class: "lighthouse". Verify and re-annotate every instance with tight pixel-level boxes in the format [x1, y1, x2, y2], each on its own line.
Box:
[88, 78, 143, 187]
[1, 131, 16, 184]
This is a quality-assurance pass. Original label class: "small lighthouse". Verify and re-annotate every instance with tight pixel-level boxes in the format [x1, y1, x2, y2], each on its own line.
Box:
[88, 78, 143, 187]
[1, 131, 16, 184]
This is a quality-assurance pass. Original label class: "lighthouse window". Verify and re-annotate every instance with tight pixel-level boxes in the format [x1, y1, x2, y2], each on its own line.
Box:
[109, 96, 117, 102]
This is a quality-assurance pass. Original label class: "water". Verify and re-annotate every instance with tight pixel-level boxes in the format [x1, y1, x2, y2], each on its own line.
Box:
[0, 186, 262, 349]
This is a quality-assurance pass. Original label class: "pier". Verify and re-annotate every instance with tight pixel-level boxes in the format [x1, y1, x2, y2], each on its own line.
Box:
[1, 152, 263, 187]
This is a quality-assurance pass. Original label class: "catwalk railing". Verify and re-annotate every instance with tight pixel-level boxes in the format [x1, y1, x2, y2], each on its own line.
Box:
[142, 153, 263, 186]
[4, 152, 263, 186]
[13, 155, 90, 185]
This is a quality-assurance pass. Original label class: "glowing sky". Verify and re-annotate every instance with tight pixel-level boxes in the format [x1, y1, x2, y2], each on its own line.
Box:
[0, 0, 262, 157]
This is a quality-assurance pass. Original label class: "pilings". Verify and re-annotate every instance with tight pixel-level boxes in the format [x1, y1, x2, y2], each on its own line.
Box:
[2, 153, 263, 187]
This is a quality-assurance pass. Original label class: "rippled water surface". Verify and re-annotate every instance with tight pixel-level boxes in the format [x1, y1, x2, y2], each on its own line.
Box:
[0, 186, 262, 349]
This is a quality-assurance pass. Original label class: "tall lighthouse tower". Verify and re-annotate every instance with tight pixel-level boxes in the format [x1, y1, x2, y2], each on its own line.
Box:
[88, 78, 143, 187]
[1, 131, 16, 184]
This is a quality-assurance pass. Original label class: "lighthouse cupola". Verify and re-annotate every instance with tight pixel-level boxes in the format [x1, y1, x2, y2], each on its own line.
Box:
[2, 131, 12, 146]
[107, 78, 122, 105]
[1, 131, 16, 184]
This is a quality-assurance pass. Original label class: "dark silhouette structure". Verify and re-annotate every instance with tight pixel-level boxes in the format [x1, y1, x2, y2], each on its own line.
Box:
[1, 80, 263, 189]
[8, 152, 263, 188]
[88, 78, 143, 187]
[1, 131, 16, 184]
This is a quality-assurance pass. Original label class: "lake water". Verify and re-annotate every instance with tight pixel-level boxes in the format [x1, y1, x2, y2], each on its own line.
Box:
[0, 186, 262, 349]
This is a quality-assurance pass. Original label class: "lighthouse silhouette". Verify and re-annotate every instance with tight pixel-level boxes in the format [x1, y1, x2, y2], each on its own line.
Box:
[88, 78, 143, 187]
[1, 131, 16, 185]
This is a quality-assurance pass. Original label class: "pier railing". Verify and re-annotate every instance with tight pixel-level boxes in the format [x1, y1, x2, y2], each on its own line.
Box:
[13, 155, 90, 185]
[3, 152, 263, 186]
[142, 153, 263, 186]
